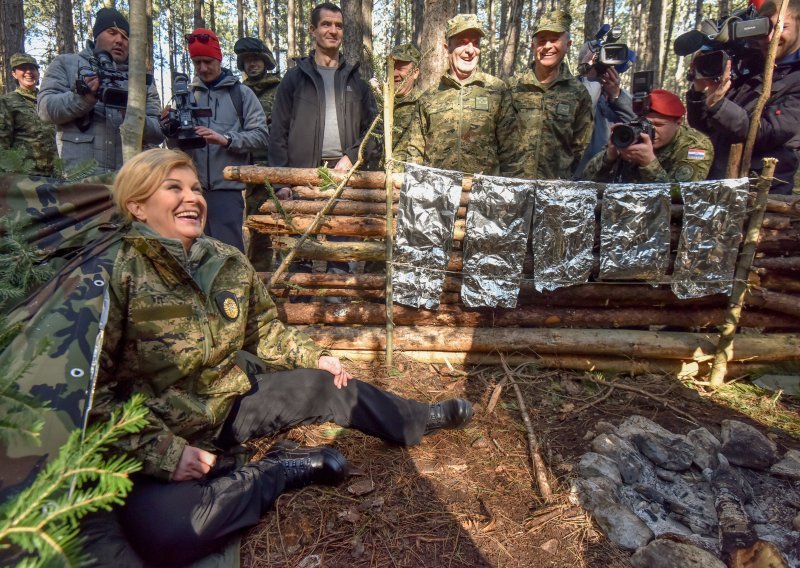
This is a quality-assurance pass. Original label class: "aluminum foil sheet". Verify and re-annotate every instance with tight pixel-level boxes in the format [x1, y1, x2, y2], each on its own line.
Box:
[599, 183, 671, 280]
[532, 181, 599, 292]
[461, 175, 536, 308]
[392, 164, 463, 309]
[672, 178, 749, 299]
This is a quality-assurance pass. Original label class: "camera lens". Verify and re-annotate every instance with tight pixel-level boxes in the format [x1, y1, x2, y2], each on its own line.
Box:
[611, 124, 637, 148]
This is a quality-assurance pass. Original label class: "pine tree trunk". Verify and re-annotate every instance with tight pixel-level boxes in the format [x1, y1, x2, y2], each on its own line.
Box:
[146, 0, 154, 72]
[411, 0, 424, 46]
[695, 0, 704, 29]
[257, 0, 266, 42]
[55, 0, 76, 54]
[166, 0, 177, 78]
[121, 0, 147, 163]
[237, 0, 245, 38]
[498, 0, 523, 79]
[661, 0, 679, 85]
[361, 0, 373, 77]
[488, 0, 496, 74]
[193, 0, 203, 29]
[298, 0, 306, 56]
[273, 0, 281, 68]
[646, 0, 665, 83]
[209, 0, 216, 33]
[417, 0, 457, 91]
[287, 0, 297, 63]
[584, 0, 605, 43]
[343, 0, 363, 67]
[0, 0, 24, 94]
[391, 0, 402, 46]
[718, 0, 730, 18]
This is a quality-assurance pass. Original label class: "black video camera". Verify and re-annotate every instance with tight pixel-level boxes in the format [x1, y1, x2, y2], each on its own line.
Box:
[162, 73, 212, 150]
[581, 24, 631, 75]
[74, 49, 129, 108]
[610, 71, 656, 149]
[674, 5, 770, 81]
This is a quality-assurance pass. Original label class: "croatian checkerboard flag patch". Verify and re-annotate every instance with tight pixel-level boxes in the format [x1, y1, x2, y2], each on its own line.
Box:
[687, 148, 706, 160]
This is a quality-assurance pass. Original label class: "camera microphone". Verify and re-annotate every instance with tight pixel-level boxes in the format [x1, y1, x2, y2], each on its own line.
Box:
[674, 30, 708, 56]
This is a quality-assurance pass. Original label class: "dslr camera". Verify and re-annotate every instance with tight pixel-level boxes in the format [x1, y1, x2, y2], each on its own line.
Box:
[674, 5, 770, 81]
[580, 24, 631, 75]
[161, 73, 212, 150]
[610, 71, 656, 149]
[74, 49, 129, 108]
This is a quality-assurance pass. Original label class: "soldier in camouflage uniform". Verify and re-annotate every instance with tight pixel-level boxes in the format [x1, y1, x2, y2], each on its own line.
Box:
[583, 89, 714, 183]
[405, 14, 522, 176]
[508, 11, 594, 180]
[390, 43, 422, 162]
[235, 37, 282, 271]
[0, 53, 57, 176]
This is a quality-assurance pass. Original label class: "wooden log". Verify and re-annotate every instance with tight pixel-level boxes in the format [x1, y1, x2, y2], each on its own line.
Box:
[765, 194, 800, 218]
[713, 457, 758, 564]
[278, 303, 800, 329]
[744, 287, 800, 319]
[270, 236, 385, 261]
[753, 271, 800, 294]
[248, 214, 468, 239]
[290, 186, 399, 203]
[326, 350, 773, 378]
[753, 256, 800, 272]
[383, 68, 397, 369]
[299, 325, 800, 362]
[263, 272, 386, 289]
[259, 199, 468, 218]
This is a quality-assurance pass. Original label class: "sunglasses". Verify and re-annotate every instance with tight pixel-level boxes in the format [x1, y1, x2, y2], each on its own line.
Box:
[185, 33, 213, 44]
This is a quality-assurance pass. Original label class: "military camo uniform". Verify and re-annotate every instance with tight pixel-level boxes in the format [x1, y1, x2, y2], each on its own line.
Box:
[392, 86, 421, 162]
[243, 73, 281, 164]
[0, 86, 57, 176]
[582, 124, 714, 184]
[90, 223, 325, 479]
[406, 70, 523, 176]
[508, 64, 594, 180]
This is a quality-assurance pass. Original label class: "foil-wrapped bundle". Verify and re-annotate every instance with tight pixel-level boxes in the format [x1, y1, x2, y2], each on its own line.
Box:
[461, 175, 536, 307]
[392, 164, 463, 309]
[672, 178, 749, 299]
[532, 181, 599, 292]
[599, 183, 671, 281]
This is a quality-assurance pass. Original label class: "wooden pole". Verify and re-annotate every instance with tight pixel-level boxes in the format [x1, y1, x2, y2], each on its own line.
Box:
[266, 114, 382, 290]
[739, 0, 790, 178]
[384, 55, 396, 369]
[709, 159, 777, 386]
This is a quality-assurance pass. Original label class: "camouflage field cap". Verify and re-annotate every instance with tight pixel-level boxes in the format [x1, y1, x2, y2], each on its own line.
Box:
[533, 10, 573, 36]
[446, 14, 486, 40]
[391, 43, 421, 64]
[10, 53, 38, 69]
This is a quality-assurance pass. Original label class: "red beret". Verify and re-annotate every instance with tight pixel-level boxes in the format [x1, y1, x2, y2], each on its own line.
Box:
[648, 89, 686, 119]
[187, 28, 222, 62]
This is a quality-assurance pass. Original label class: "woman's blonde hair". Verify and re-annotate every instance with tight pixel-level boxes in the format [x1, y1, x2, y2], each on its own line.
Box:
[113, 148, 199, 222]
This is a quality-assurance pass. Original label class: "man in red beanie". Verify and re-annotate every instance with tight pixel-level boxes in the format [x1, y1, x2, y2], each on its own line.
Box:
[582, 88, 714, 183]
[162, 27, 268, 252]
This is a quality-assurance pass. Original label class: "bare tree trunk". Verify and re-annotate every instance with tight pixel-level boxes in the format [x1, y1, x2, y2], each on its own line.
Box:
[459, 0, 477, 11]
[287, 0, 297, 63]
[525, 0, 535, 68]
[257, 0, 266, 43]
[55, 0, 77, 54]
[166, 0, 177, 77]
[193, 0, 203, 28]
[209, 0, 216, 33]
[0, 0, 24, 94]
[237, 0, 245, 38]
[661, 0, 679, 85]
[498, 0, 523, 79]
[417, 0, 457, 91]
[584, 0, 606, 43]
[343, 0, 363, 66]
[146, 0, 154, 72]
[695, 0, 704, 28]
[718, 0, 730, 18]
[273, 0, 281, 67]
[488, 0, 496, 74]
[298, 0, 306, 56]
[362, 0, 373, 77]
[411, 0, 424, 46]
[391, 0, 401, 46]
[121, 0, 147, 163]
[646, 0, 666, 83]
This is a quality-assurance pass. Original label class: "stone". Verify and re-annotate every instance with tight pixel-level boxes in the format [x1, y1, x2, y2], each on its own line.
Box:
[592, 502, 654, 550]
[629, 539, 726, 568]
[595, 421, 616, 434]
[569, 476, 620, 511]
[770, 449, 800, 481]
[793, 512, 800, 531]
[591, 433, 655, 484]
[720, 420, 780, 470]
[540, 538, 559, 554]
[577, 452, 623, 485]
[687, 427, 721, 471]
[616, 415, 695, 471]
[618, 487, 693, 537]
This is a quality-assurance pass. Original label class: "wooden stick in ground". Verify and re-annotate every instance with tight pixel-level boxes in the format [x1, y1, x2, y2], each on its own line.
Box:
[501, 356, 553, 503]
[486, 376, 507, 414]
[267, 114, 382, 290]
[739, 0, 790, 177]
[383, 56, 396, 369]
[709, 159, 777, 387]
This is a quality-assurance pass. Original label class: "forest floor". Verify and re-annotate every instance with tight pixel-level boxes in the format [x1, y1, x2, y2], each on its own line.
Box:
[240, 358, 800, 567]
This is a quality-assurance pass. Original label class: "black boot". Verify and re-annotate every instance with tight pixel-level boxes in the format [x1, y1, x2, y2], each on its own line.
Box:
[271, 446, 349, 490]
[425, 398, 474, 435]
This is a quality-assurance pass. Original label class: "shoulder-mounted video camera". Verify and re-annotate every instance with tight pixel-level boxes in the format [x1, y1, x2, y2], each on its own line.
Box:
[674, 5, 770, 81]
[610, 70, 656, 149]
[161, 73, 212, 150]
[74, 49, 129, 108]
[581, 24, 631, 75]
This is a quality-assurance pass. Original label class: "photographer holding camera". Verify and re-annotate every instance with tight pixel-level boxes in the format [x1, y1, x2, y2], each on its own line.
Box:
[686, 0, 800, 194]
[583, 88, 714, 183]
[37, 8, 164, 173]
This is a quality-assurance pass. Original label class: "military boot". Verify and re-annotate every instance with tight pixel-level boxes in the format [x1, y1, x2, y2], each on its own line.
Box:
[425, 398, 474, 435]
[269, 446, 349, 490]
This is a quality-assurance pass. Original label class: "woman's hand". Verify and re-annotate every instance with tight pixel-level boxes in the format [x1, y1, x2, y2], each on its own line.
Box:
[172, 445, 217, 481]
[318, 355, 352, 389]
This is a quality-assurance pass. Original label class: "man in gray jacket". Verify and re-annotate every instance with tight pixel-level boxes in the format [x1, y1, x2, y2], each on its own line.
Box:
[164, 28, 269, 252]
[38, 7, 164, 174]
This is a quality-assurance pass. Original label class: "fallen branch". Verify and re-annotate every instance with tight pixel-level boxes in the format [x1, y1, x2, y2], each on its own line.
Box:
[486, 377, 507, 415]
[569, 385, 615, 417]
[501, 356, 553, 504]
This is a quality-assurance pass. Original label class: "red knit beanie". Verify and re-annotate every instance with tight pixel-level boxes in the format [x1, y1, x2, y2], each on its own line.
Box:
[187, 28, 222, 62]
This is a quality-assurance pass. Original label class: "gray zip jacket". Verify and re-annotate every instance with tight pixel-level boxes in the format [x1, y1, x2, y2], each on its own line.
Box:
[37, 45, 164, 173]
[169, 70, 268, 191]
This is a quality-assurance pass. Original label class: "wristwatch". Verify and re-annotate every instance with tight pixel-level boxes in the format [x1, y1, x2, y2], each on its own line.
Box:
[224, 134, 232, 148]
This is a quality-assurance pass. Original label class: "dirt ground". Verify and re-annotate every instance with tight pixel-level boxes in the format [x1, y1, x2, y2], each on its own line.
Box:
[240, 358, 800, 567]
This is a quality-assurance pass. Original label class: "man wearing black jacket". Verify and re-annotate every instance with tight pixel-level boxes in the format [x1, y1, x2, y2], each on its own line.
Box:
[268, 2, 377, 173]
[686, 0, 800, 194]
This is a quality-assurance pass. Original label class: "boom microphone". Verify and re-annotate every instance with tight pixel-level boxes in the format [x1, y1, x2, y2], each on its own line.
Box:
[674, 30, 708, 56]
